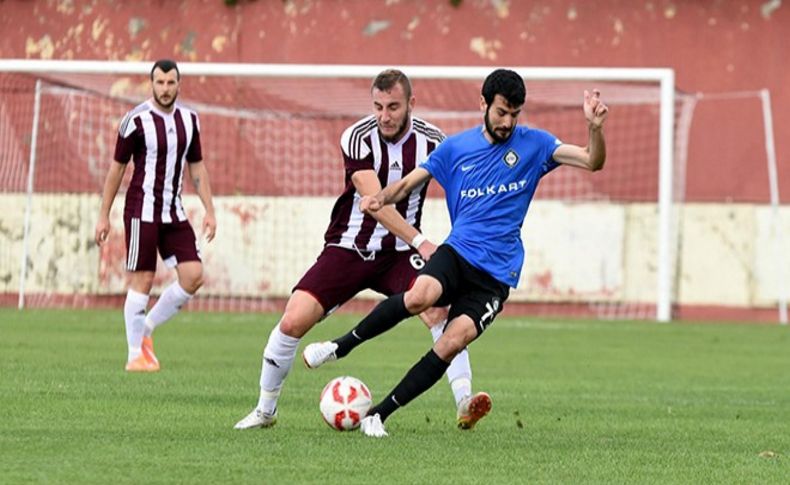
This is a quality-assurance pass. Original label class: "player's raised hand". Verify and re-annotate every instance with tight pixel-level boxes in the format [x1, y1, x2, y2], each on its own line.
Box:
[203, 212, 217, 243]
[359, 195, 382, 214]
[584, 89, 609, 128]
[95, 215, 110, 246]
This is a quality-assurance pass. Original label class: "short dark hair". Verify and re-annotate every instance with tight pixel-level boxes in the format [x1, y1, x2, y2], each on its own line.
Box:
[371, 69, 412, 100]
[151, 59, 180, 80]
[481, 69, 525, 107]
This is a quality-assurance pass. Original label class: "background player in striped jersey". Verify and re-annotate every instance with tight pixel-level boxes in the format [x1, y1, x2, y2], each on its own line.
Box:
[306, 69, 609, 437]
[95, 59, 216, 372]
[235, 69, 486, 430]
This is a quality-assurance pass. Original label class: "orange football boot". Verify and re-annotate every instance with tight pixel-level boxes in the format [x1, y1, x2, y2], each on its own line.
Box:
[457, 392, 492, 430]
[125, 353, 159, 372]
[141, 336, 160, 369]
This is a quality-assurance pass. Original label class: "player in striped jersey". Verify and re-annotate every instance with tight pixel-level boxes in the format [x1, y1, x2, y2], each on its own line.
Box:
[94, 60, 216, 373]
[234, 69, 480, 430]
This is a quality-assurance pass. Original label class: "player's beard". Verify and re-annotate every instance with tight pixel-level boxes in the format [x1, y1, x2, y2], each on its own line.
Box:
[484, 107, 513, 143]
[154, 90, 178, 110]
[379, 110, 410, 144]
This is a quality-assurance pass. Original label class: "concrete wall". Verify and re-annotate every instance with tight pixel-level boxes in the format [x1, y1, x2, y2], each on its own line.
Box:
[2, 194, 787, 311]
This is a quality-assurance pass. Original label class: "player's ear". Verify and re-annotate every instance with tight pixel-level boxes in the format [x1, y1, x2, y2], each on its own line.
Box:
[479, 95, 487, 112]
[408, 95, 416, 111]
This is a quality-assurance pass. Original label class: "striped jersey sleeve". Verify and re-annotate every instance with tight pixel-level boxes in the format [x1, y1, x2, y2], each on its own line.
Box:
[340, 115, 377, 172]
[114, 102, 148, 163]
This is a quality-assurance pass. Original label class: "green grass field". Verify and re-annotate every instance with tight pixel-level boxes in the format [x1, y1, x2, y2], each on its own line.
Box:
[1, 308, 788, 484]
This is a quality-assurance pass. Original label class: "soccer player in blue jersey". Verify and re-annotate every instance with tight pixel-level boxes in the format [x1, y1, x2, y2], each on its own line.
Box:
[304, 69, 609, 437]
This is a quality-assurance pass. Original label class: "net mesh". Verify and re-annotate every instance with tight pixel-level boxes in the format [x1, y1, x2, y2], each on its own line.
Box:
[0, 70, 695, 318]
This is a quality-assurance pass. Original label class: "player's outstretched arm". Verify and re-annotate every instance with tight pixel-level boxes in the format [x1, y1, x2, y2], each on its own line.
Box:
[352, 169, 436, 256]
[360, 167, 432, 213]
[95, 161, 127, 246]
[552, 89, 609, 172]
[187, 161, 217, 242]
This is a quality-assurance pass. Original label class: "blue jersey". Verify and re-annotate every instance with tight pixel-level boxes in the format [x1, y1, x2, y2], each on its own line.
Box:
[421, 125, 561, 287]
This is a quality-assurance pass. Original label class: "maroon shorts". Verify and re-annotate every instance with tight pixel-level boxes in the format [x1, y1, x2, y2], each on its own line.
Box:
[123, 216, 201, 272]
[294, 245, 425, 315]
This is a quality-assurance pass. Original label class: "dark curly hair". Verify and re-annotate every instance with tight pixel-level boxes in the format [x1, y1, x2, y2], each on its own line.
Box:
[481, 69, 525, 107]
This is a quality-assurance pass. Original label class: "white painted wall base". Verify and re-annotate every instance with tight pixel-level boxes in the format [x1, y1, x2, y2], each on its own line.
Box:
[1, 194, 787, 310]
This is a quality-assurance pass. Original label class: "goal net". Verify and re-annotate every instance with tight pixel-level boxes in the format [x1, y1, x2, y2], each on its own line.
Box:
[0, 61, 695, 320]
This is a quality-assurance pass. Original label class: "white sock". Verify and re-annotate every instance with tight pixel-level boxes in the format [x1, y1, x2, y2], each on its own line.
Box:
[431, 322, 473, 407]
[144, 281, 192, 337]
[451, 377, 472, 407]
[257, 323, 300, 415]
[124, 289, 149, 361]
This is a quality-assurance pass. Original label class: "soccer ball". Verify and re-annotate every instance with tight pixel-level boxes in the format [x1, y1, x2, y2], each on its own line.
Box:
[319, 376, 372, 431]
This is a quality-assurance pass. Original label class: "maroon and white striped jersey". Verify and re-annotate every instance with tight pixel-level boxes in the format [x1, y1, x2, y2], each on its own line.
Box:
[324, 115, 445, 252]
[114, 100, 203, 223]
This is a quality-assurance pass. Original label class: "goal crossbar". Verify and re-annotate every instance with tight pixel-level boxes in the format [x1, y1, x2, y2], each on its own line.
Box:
[0, 59, 672, 82]
[1, 60, 676, 321]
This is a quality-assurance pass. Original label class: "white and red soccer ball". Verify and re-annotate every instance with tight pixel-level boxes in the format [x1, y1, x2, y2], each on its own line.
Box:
[319, 376, 372, 431]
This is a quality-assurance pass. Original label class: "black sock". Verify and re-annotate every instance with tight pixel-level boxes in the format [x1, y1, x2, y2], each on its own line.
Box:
[333, 293, 412, 358]
[368, 349, 449, 422]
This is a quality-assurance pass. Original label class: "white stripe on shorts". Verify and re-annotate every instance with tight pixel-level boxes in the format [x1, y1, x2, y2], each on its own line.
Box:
[127, 218, 140, 271]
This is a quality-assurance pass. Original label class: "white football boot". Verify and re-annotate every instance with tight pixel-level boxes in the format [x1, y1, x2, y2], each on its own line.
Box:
[302, 341, 338, 369]
[233, 407, 278, 429]
[359, 413, 388, 438]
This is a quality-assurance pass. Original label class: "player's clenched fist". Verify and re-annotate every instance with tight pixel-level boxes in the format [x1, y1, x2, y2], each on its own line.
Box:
[359, 195, 383, 214]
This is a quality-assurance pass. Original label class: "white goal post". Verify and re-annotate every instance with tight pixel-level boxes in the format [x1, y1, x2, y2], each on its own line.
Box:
[693, 89, 787, 324]
[0, 60, 681, 321]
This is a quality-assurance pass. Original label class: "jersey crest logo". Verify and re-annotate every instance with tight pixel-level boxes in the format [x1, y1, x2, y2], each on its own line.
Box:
[503, 149, 520, 168]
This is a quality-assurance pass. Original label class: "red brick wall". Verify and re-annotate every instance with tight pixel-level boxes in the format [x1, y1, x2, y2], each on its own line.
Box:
[2, 0, 787, 202]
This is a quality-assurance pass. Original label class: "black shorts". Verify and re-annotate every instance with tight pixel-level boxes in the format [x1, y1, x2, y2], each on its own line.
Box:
[421, 244, 510, 335]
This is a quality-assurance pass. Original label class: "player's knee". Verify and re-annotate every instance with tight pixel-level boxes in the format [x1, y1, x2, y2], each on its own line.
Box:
[278, 310, 315, 338]
[406, 296, 434, 314]
[434, 335, 466, 361]
[129, 272, 155, 294]
[404, 276, 442, 314]
[435, 319, 477, 358]
[403, 291, 432, 314]
[181, 272, 203, 294]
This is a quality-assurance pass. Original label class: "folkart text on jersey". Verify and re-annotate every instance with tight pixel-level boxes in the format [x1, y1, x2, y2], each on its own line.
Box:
[460, 180, 528, 199]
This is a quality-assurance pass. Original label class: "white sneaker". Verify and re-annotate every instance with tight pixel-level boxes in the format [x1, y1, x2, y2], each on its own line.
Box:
[302, 341, 338, 369]
[233, 407, 278, 429]
[359, 413, 388, 438]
